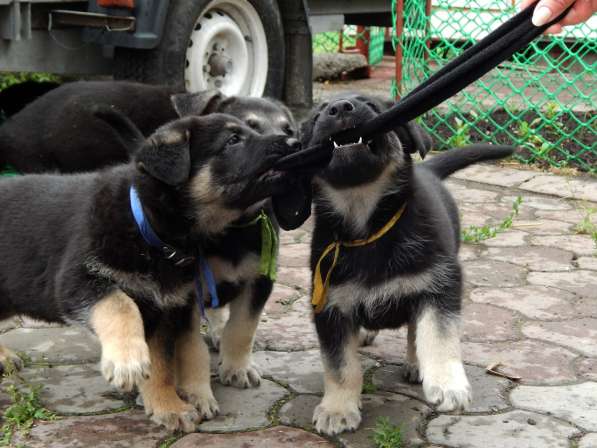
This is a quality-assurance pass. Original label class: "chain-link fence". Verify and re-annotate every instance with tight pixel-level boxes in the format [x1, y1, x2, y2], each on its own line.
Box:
[313, 26, 387, 65]
[392, 0, 596, 174]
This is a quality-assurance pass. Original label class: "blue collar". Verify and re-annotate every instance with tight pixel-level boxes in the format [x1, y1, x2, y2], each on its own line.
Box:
[129, 185, 219, 314]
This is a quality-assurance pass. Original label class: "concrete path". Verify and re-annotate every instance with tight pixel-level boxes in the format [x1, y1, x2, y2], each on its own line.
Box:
[0, 163, 595, 448]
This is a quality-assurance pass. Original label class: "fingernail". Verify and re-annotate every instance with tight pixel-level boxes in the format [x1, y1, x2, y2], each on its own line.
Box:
[532, 5, 553, 26]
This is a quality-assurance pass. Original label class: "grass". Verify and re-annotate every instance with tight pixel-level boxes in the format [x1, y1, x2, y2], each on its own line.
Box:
[371, 416, 402, 448]
[446, 116, 472, 148]
[0, 364, 56, 447]
[574, 205, 597, 250]
[461, 196, 523, 243]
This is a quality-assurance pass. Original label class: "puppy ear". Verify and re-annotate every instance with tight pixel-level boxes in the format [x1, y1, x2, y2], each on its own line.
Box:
[171, 90, 225, 117]
[92, 105, 145, 157]
[136, 122, 192, 186]
[394, 121, 433, 159]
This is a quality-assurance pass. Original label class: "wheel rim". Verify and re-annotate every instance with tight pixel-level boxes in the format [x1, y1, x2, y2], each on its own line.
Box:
[185, 0, 268, 97]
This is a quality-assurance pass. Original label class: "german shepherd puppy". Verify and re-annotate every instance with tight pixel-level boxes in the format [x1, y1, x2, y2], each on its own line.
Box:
[300, 93, 514, 435]
[0, 80, 298, 389]
[0, 111, 298, 432]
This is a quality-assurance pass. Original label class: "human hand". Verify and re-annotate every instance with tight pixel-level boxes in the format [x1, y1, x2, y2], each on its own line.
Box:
[521, 0, 597, 33]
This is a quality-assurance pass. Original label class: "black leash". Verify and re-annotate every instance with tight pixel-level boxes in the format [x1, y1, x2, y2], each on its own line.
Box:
[275, 1, 571, 170]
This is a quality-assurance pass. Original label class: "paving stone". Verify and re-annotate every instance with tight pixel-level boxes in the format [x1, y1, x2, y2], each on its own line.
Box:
[461, 339, 578, 384]
[527, 270, 597, 298]
[253, 349, 377, 394]
[522, 318, 597, 357]
[577, 256, 597, 271]
[451, 165, 537, 187]
[535, 208, 592, 225]
[445, 182, 500, 203]
[469, 286, 583, 320]
[577, 358, 597, 381]
[269, 283, 303, 307]
[0, 327, 100, 364]
[463, 259, 528, 287]
[530, 235, 597, 257]
[512, 219, 573, 235]
[277, 243, 311, 268]
[276, 266, 312, 291]
[579, 433, 597, 448]
[482, 246, 574, 272]
[11, 410, 170, 448]
[503, 194, 572, 211]
[198, 379, 287, 432]
[519, 175, 597, 203]
[280, 228, 309, 245]
[358, 329, 407, 364]
[510, 382, 597, 431]
[480, 230, 530, 247]
[426, 410, 578, 448]
[462, 303, 519, 342]
[256, 296, 319, 351]
[172, 426, 334, 448]
[280, 392, 430, 447]
[372, 364, 510, 413]
[459, 245, 479, 261]
[11, 364, 127, 414]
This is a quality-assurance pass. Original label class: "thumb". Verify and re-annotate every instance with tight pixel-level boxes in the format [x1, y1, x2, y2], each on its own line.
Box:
[531, 0, 575, 25]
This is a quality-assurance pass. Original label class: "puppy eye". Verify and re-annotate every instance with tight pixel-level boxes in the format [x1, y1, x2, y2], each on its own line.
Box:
[247, 119, 259, 130]
[226, 134, 241, 146]
[283, 124, 294, 136]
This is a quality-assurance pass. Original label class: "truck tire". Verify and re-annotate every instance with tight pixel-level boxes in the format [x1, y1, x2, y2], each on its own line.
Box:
[114, 0, 285, 98]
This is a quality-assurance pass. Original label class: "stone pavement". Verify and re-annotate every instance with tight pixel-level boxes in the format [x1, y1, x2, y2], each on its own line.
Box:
[0, 164, 595, 448]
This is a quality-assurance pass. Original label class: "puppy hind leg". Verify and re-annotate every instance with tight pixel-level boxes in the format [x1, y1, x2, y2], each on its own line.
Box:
[357, 328, 379, 347]
[89, 291, 150, 391]
[140, 324, 200, 432]
[313, 310, 363, 436]
[416, 306, 471, 412]
[175, 311, 219, 419]
[204, 305, 230, 351]
[403, 320, 421, 383]
[218, 284, 265, 389]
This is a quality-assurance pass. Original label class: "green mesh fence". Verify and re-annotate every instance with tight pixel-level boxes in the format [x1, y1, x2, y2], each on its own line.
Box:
[392, 0, 596, 173]
[313, 26, 387, 65]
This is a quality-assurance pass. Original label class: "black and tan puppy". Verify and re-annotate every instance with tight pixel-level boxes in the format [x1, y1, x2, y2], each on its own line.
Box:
[0, 80, 298, 388]
[0, 111, 297, 431]
[301, 93, 514, 435]
[0, 80, 296, 173]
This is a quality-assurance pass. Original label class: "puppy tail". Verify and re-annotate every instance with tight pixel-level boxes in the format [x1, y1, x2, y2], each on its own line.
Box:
[420, 144, 515, 179]
[92, 105, 145, 157]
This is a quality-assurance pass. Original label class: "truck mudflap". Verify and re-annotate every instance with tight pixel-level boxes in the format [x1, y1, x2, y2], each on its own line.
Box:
[83, 0, 170, 49]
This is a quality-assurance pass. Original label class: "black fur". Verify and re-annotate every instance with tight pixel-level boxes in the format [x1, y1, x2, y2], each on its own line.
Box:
[301, 93, 514, 434]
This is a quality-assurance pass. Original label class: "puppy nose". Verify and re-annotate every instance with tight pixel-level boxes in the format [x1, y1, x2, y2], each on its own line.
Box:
[286, 137, 301, 152]
[328, 100, 355, 116]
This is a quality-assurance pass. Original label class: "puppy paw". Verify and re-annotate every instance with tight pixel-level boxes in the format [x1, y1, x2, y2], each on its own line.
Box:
[402, 362, 422, 384]
[0, 347, 23, 374]
[423, 362, 471, 412]
[101, 337, 151, 391]
[358, 329, 378, 347]
[219, 361, 261, 388]
[313, 402, 362, 436]
[178, 385, 220, 420]
[149, 401, 200, 433]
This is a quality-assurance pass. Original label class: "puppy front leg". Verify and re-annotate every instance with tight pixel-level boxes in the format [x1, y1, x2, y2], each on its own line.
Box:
[416, 305, 471, 412]
[140, 324, 200, 432]
[403, 319, 421, 383]
[175, 310, 219, 419]
[89, 291, 150, 391]
[204, 305, 230, 351]
[218, 279, 271, 388]
[313, 309, 362, 436]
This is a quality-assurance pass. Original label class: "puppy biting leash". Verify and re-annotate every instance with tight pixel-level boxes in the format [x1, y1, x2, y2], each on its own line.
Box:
[274, 1, 571, 171]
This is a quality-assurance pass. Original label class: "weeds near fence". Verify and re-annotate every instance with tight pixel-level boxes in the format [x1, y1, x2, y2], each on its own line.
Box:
[461, 196, 523, 243]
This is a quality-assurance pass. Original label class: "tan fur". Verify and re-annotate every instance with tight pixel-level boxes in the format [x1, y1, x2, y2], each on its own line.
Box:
[139, 324, 200, 432]
[89, 291, 150, 391]
[218, 288, 262, 388]
[0, 345, 23, 372]
[175, 311, 219, 419]
[314, 332, 363, 435]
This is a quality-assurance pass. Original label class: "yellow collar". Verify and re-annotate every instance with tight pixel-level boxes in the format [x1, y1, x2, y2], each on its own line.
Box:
[311, 203, 407, 313]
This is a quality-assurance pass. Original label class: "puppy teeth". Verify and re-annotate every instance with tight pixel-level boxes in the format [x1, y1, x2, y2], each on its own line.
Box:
[333, 141, 339, 149]
[358, 137, 363, 144]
